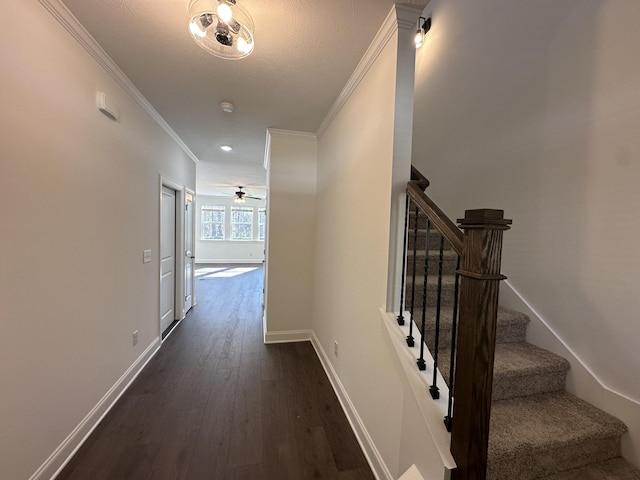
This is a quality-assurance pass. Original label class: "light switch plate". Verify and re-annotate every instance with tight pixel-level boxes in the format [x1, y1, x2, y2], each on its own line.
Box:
[143, 249, 151, 263]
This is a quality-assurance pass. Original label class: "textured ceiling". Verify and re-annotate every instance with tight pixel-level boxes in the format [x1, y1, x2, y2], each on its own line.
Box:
[60, 0, 425, 196]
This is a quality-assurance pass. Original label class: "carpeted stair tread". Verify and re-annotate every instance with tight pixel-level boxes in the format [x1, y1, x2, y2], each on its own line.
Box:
[434, 342, 568, 400]
[412, 306, 529, 347]
[540, 457, 640, 479]
[493, 343, 569, 379]
[491, 343, 569, 400]
[407, 274, 457, 287]
[488, 392, 628, 479]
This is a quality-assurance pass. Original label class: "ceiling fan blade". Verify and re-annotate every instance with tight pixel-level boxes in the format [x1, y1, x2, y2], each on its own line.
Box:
[246, 195, 263, 200]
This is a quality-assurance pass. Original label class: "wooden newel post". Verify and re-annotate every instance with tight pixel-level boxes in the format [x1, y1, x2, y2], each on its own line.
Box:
[450, 209, 512, 480]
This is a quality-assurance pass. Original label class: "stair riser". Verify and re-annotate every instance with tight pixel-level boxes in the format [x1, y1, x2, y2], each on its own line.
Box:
[492, 371, 567, 401]
[407, 232, 454, 251]
[488, 435, 622, 480]
[420, 321, 528, 351]
[408, 215, 431, 230]
[405, 283, 457, 308]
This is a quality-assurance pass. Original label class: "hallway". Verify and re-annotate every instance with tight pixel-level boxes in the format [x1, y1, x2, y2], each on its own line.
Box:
[57, 265, 374, 480]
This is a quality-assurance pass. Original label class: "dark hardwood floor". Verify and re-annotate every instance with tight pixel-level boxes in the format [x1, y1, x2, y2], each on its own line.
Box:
[57, 264, 374, 480]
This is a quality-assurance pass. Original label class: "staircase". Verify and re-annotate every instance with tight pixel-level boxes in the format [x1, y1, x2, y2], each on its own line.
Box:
[406, 227, 640, 479]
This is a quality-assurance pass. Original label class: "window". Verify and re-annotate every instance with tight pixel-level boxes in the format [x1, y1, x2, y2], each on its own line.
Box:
[258, 208, 266, 241]
[231, 207, 253, 240]
[201, 205, 225, 240]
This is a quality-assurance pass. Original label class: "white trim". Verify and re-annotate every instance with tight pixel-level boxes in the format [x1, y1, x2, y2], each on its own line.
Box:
[38, 0, 199, 165]
[379, 309, 456, 471]
[263, 329, 312, 344]
[267, 128, 317, 139]
[265, 128, 317, 171]
[399, 465, 426, 480]
[310, 332, 393, 480]
[316, 6, 399, 138]
[503, 280, 640, 407]
[30, 338, 161, 480]
[160, 177, 187, 341]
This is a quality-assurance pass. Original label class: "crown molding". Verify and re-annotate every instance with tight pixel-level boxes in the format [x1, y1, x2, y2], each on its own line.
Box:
[267, 128, 317, 139]
[264, 129, 317, 170]
[316, 4, 423, 138]
[38, 0, 200, 164]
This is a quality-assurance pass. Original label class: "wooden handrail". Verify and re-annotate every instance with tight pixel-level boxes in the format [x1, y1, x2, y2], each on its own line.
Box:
[406, 182, 464, 255]
[404, 166, 511, 480]
[410, 165, 430, 189]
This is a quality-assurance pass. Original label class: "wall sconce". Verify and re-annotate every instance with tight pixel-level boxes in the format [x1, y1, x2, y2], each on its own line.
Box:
[414, 16, 432, 48]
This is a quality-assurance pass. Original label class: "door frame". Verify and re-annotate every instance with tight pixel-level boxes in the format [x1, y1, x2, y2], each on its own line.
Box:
[159, 176, 186, 341]
[184, 188, 196, 314]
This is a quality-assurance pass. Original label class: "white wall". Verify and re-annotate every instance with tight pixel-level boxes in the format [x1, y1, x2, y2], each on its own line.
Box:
[0, 2, 195, 479]
[195, 194, 265, 263]
[311, 6, 448, 479]
[264, 130, 317, 338]
[412, 0, 640, 465]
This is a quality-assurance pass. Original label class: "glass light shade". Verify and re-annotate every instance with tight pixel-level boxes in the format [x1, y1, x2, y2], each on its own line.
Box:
[217, 2, 233, 22]
[234, 196, 246, 204]
[415, 29, 424, 48]
[188, 0, 255, 60]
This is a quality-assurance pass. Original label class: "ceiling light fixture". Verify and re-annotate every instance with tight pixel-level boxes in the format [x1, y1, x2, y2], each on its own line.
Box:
[220, 101, 234, 113]
[415, 16, 432, 48]
[188, 0, 255, 60]
[220, 145, 233, 152]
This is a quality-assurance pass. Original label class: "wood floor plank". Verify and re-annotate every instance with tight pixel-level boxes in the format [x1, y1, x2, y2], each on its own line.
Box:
[56, 264, 374, 480]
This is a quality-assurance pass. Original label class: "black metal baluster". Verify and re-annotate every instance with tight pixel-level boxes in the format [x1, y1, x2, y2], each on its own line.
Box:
[407, 203, 420, 347]
[397, 194, 410, 326]
[444, 255, 461, 432]
[417, 219, 431, 371]
[430, 234, 446, 399]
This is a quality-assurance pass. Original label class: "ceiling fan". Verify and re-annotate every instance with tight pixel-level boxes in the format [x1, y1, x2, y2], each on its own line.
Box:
[233, 186, 262, 203]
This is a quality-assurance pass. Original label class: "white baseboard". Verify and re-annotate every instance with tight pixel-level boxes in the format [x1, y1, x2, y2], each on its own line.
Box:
[263, 329, 312, 344]
[310, 332, 393, 480]
[30, 338, 161, 480]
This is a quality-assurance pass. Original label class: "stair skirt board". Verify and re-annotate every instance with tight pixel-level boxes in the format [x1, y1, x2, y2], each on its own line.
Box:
[500, 280, 640, 468]
[29, 338, 162, 480]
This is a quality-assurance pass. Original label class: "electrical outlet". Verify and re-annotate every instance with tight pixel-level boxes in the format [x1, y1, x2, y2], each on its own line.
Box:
[133, 330, 139, 346]
[334, 341, 339, 357]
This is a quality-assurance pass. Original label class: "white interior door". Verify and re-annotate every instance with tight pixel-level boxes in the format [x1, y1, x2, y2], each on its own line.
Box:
[184, 193, 194, 313]
[160, 186, 176, 334]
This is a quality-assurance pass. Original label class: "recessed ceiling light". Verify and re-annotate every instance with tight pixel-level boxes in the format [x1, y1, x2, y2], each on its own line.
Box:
[220, 145, 233, 152]
[220, 101, 234, 113]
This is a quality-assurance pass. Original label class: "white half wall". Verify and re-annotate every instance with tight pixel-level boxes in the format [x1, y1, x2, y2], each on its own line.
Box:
[412, 0, 640, 466]
[312, 6, 447, 479]
[0, 2, 195, 478]
[264, 129, 317, 335]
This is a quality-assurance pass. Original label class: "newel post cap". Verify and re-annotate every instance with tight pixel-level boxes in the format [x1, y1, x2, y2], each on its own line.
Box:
[458, 209, 512, 230]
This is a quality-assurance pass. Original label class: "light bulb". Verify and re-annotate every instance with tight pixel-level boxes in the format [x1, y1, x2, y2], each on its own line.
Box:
[414, 30, 424, 48]
[237, 37, 253, 55]
[190, 20, 207, 38]
[217, 2, 233, 22]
